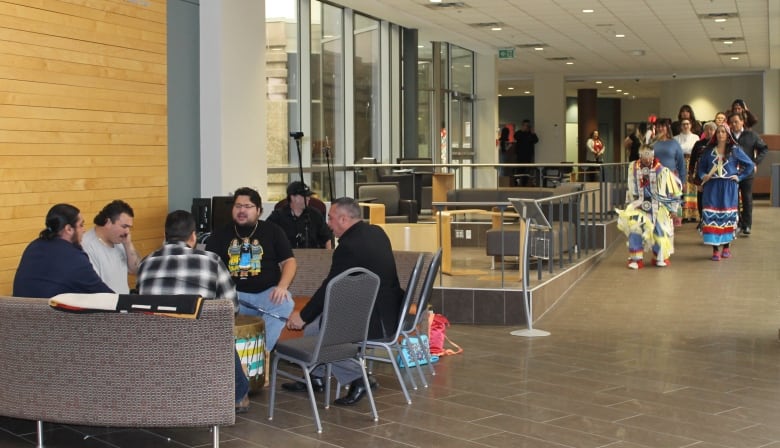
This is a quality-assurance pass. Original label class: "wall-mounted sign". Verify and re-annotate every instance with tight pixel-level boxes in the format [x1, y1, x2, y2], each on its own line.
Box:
[498, 48, 515, 60]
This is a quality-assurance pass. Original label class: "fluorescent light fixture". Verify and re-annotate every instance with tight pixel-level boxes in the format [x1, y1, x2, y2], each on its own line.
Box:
[582, 9, 594, 13]
[507, 87, 515, 90]
[534, 47, 544, 51]
[615, 34, 625, 38]
[623, 92, 629, 95]
[715, 18, 727, 22]
[491, 27, 502, 31]
[730, 56, 740, 60]
[418, 45, 425, 48]
[723, 40, 733, 45]
[595, 81, 603, 84]
[524, 91, 531, 94]
[430, 0, 442, 3]
[566, 61, 574, 65]
[616, 89, 622, 92]
[608, 85, 614, 89]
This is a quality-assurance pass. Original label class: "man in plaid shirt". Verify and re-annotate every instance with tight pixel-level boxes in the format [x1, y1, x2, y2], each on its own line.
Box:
[136, 210, 250, 413]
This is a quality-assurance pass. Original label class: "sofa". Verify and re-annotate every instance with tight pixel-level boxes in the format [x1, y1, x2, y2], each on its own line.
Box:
[0, 297, 235, 448]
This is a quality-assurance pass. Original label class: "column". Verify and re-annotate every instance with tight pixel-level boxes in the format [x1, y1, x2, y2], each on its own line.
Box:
[199, 0, 267, 197]
[533, 73, 566, 163]
[577, 89, 598, 164]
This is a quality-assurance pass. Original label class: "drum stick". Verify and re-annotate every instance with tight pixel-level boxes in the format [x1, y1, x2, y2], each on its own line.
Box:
[238, 300, 289, 322]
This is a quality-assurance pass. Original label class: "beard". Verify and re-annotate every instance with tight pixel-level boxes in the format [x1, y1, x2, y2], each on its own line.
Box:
[70, 232, 82, 250]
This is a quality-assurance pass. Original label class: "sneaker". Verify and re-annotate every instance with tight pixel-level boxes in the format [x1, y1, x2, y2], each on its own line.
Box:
[235, 393, 250, 414]
[722, 248, 731, 258]
[627, 260, 643, 270]
[655, 259, 667, 267]
[712, 253, 721, 261]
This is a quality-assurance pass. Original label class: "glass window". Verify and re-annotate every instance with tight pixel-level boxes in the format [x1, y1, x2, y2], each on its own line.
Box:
[265, 0, 299, 199]
[311, 1, 344, 199]
[417, 41, 433, 158]
[451, 45, 473, 95]
[353, 14, 380, 161]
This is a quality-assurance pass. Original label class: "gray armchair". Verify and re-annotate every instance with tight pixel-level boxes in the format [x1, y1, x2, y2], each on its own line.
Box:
[357, 182, 418, 223]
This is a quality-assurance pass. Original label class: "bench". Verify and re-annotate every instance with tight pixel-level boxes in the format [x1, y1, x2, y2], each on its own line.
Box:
[0, 297, 235, 448]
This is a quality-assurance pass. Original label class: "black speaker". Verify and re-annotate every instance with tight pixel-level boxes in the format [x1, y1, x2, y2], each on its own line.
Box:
[211, 196, 235, 233]
[191, 198, 212, 233]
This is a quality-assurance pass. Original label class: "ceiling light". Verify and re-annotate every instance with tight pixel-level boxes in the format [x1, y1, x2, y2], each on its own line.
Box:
[608, 85, 614, 89]
[730, 56, 740, 60]
[616, 89, 622, 92]
[524, 91, 531, 94]
[595, 81, 603, 84]
[418, 45, 425, 48]
[534, 47, 544, 51]
[723, 40, 734, 45]
[582, 9, 594, 13]
[714, 18, 727, 23]
[507, 87, 515, 90]
[615, 34, 625, 38]
[430, 0, 442, 3]
[491, 27, 502, 31]
[566, 61, 574, 65]
[623, 92, 629, 95]
[498, 93, 503, 97]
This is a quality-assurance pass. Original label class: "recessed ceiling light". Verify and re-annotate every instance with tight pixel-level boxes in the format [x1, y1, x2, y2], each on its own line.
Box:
[615, 34, 625, 38]
[491, 27, 502, 31]
[714, 18, 727, 23]
[582, 9, 594, 13]
[616, 89, 622, 92]
[430, 0, 442, 3]
[534, 47, 544, 51]
[566, 61, 574, 65]
[418, 45, 425, 48]
[623, 92, 629, 95]
[730, 56, 740, 60]
[498, 93, 503, 97]
[507, 87, 515, 90]
[608, 85, 614, 89]
[595, 81, 603, 84]
[723, 40, 734, 45]
[524, 91, 531, 94]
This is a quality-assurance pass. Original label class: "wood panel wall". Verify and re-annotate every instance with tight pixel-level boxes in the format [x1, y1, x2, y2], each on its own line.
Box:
[0, 0, 168, 294]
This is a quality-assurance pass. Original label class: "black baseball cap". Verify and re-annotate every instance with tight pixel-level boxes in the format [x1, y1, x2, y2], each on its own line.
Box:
[287, 181, 312, 197]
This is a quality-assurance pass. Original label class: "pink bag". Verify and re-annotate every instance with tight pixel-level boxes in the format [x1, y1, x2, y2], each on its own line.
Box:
[428, 313, 463, 356]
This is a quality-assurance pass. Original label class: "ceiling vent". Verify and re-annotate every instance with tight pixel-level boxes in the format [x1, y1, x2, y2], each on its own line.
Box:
[516, 43, 546, 49]
[469, 22, 503, 28]
[699, 12, 738, 20]
[545, 56, 575, 61]
[424, 2, 468, 10]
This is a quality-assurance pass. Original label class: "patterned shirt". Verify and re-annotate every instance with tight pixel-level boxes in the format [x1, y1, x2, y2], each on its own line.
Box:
[136, 242, 238, 310]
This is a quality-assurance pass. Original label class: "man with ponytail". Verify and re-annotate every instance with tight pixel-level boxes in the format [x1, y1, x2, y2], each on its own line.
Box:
[13, 204, 113, 298]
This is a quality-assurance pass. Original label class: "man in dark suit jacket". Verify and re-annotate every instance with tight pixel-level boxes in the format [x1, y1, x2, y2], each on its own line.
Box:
[729, 113, 768, 235]
[285, 197, 404, 406]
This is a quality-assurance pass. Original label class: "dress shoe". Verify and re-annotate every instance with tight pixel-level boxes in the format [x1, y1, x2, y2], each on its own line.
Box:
[281, 376, 324, 393]
[742, 226, 751, 235]
[334, 379, 370, 406]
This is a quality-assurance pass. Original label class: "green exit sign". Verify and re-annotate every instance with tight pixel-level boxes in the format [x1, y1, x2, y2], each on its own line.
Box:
[498, 48, 515, 59]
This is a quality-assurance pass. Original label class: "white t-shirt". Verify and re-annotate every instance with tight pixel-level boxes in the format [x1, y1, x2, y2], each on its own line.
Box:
[81, 228, 129, 293]
[673, 132, 698, 155]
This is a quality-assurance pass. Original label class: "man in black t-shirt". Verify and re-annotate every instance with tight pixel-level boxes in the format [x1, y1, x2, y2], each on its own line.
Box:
[205, 187, 297, 351]
[267, 181, 332, 249]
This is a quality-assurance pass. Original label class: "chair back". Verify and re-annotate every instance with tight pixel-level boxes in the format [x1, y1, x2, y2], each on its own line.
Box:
[313, 267, 381, 361]
[401, 248, 442, 333]
[383, 254, 425, 342]
[274, 196, 327, 216]
[358, 183, 401, 215]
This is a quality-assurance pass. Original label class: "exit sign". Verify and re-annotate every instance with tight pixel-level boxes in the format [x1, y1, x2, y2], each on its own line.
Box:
[498, 48, 515, 59]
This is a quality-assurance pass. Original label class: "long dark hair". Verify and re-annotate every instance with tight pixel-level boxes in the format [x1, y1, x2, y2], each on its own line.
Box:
[707, 124, 737, 158]
[40, 204, 80, 240]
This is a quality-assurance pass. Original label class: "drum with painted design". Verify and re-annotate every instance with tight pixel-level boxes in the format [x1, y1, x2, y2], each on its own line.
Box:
[234, 314, 265, 393]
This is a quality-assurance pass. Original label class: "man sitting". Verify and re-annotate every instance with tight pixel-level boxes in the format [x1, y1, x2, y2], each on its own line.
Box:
[136, 210, 250, 413]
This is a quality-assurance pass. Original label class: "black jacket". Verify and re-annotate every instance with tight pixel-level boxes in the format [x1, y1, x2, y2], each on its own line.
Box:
[300, 221, 404, 340]
[735, 130, 768, 179]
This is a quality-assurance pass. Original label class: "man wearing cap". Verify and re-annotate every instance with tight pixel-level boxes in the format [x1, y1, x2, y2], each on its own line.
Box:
[267, 181, 333, 249]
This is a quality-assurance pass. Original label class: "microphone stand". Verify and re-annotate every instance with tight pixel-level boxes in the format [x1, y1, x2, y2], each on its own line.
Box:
[323, 142, 335, 202]
[291, 133, 305, 185]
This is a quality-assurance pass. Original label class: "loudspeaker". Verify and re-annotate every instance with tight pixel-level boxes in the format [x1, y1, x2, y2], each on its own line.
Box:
[211, 196, 235, 233]
[191, 198, 212, 233]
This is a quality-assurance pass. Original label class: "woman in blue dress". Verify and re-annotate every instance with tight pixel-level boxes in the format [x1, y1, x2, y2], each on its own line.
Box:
[697, 124, 754, 261]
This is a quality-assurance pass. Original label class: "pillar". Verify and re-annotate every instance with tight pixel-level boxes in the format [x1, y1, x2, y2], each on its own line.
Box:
[577, 89, 597, 163]
[199, 0, 267, 197]
[533, 73, 566, 163]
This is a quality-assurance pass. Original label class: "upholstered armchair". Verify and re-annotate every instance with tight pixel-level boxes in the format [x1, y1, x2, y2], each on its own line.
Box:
[357, 182, 418, 223]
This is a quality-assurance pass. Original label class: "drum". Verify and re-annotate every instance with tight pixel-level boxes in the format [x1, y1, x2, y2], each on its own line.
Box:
[234, 314, 265, 393]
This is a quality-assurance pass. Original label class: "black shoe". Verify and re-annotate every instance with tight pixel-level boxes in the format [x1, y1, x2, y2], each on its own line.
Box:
[334, 379, 369, 406]
[281, 376, 324, 393]
[743, 226, 751, 235]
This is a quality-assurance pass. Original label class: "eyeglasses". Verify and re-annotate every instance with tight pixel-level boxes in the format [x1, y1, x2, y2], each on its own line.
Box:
[233, 203, 256, 210]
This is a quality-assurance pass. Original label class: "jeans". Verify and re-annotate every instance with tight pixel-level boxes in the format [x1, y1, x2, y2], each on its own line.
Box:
[238, 288, 294, 351]
[235, 349, 249, 402]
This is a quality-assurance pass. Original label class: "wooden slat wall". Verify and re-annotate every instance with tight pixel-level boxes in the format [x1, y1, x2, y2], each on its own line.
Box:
[0, 0, 168, 294]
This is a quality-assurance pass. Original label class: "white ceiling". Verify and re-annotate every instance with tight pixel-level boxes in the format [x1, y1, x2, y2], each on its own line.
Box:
[332, 0, 778, 98]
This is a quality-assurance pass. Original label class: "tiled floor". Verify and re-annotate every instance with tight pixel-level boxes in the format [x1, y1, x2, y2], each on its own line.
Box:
[2, 200, 779, 447]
